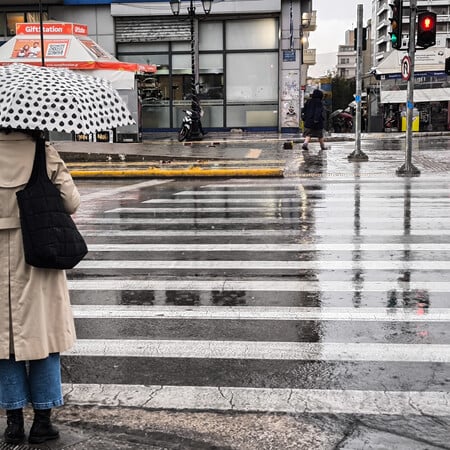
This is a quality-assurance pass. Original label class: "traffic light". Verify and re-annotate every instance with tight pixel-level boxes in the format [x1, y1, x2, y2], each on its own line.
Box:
[353, 27, 367, 51]
[417, 11, 437, 49]
[389, 0, 403, 50]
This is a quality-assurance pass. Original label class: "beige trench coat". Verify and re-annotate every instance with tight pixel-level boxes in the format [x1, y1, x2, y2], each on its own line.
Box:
[0, 132, 80, 361]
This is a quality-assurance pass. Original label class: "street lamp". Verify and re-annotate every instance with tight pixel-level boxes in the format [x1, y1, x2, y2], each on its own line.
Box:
[170, 0, 213, 140]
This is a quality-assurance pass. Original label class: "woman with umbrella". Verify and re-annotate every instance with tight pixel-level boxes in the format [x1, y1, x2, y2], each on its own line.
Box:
[0, 63, 134, 445]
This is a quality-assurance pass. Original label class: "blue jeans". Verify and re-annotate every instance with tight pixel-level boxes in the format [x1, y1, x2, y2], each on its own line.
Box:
[0, 354, 63, 410]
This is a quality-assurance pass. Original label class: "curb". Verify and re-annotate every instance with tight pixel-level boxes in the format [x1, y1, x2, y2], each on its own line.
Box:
[69, 166, 284, 178]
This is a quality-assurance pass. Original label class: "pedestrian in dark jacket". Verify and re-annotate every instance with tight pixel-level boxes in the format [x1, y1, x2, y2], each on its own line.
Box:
[302, 89, 327, 150]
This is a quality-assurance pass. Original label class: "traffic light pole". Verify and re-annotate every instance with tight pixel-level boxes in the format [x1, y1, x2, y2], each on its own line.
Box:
[348, 4, 368, 162]
[396, 0, 420, 176]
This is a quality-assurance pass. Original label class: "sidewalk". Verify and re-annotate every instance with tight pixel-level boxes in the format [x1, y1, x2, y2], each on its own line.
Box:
[54, 130, 450, 178]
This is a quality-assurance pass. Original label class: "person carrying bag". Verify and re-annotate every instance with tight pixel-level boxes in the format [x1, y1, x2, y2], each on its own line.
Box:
[0, 128, 83, 445]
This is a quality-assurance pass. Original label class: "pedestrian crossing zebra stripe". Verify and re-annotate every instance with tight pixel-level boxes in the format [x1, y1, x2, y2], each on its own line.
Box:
[172, 189, 450, 197]
[67, 279, 450, 292]
[75, 259, 450, 271]
[80, 179, 172, 201]
[143, 197, 450, 204]
[70, 305, 449, 322]
[201, 180, 450, 188]
[104, 206, 450, 214]
[79, 229, 450, 237]
[85, 243, 450, 251]
[65, 340, 450, 363]
[61, 384, 450, 415]
[75, 217, 450, 225]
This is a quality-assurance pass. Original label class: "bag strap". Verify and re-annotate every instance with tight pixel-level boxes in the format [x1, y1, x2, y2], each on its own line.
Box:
[27, 137, 48, 187]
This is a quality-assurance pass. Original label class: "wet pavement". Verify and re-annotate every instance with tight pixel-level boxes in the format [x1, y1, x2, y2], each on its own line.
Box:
[2, 131, 450, 449]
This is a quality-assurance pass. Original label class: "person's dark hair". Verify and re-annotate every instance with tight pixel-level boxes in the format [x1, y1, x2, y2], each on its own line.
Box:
[0, 127, 43, 140]
[312, 89, 323, 100]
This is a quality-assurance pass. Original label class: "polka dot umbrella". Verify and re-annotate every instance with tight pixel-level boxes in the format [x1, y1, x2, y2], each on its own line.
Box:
[0, 63, 135, 134]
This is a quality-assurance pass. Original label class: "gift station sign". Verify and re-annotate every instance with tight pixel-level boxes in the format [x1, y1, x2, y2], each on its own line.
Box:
[15, 23, 88, 36]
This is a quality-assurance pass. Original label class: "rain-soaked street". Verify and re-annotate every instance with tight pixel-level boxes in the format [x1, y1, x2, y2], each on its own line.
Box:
[39, 136, 450, 449]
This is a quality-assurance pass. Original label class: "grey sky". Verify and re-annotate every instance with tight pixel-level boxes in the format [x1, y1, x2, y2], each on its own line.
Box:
[308, 0, 373, 54]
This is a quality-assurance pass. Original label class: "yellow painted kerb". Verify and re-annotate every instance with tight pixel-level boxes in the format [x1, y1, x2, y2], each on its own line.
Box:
[70, 166, 284, 178]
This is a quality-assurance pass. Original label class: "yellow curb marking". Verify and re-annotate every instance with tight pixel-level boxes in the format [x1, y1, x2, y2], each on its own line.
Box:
[70, 167, 284, 178]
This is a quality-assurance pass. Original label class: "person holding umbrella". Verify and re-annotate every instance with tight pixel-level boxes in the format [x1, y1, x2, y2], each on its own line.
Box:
[0, 127, 80, 445]
[0, 63, 135, 445]
[301, 89, 327, 151]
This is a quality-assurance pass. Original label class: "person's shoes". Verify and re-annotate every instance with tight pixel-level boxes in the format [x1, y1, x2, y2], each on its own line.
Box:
[4, 408, 25, 445]
[28, 409, 60, 444]
[320, 146, 328, 150]
[302, 143, 309, 150]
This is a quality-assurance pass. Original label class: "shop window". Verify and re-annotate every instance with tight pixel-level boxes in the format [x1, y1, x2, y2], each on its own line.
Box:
[226, 18, 278, 50]
[26, 12, 48, 23]
[0, 14, 5, 37]
[199, 21, 223, 51]
[7, 13, 24, 36]
[226, 53, 278, 102]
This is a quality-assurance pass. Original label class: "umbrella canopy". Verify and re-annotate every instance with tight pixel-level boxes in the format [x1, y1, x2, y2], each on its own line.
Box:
[0, 63, 134, 134]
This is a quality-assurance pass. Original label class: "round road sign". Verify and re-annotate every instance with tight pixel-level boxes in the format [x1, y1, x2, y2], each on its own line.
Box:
[401, 55, 411, 81]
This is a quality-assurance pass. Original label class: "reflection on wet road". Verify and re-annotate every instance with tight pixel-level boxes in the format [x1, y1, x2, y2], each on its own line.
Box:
[61, 175, 450, 417]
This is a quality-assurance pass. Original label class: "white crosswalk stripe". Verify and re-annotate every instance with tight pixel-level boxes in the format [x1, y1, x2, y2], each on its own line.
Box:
[66, 177, 450, 415]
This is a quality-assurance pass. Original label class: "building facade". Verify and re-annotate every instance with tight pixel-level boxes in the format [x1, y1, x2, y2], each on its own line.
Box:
[369, 0, 450, 131]
[0, 0, 317, 133]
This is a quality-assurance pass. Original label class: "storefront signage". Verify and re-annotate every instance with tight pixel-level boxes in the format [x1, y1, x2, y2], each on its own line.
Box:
[15, 23, 88, 36]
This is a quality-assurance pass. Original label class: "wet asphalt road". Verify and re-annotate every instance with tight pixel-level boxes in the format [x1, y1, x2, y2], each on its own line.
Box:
[42, 136, 450, 449]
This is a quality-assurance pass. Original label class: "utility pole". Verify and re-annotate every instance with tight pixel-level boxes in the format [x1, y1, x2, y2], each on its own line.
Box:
[348, 4, 368, 161]
[396, 0, 420, 176]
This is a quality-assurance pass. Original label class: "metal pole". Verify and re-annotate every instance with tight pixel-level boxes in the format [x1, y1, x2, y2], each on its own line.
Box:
[38, 0, 45, 66]
[348, 4, 368, 161]
[188, 0, 202, 140]
[396, 0, 420, 176]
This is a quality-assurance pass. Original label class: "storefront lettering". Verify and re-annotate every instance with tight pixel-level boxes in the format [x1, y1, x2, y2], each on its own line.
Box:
[24, 25, 64, 34]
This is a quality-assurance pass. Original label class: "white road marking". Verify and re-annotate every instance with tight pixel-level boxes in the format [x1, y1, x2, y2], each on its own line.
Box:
[76, 259, 450, 271]
[80, 229, 450, 237]
[75, 217, 450, 226]
[67, 279, 450, 292]
[62, 384, 450, 415]
[65, 340, 450, 363]
[80, 180, 172, 201]
[71, 305, 449, 322]
[85, 243, 450, 251]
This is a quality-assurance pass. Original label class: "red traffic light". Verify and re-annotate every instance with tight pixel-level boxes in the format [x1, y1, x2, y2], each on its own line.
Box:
[417, 11, 437, 48]
[419, 14, 435, 31]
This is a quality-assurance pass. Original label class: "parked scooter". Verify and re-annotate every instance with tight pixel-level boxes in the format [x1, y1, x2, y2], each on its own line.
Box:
[178, 109, 194, 142]
[178, 107, 205, 142]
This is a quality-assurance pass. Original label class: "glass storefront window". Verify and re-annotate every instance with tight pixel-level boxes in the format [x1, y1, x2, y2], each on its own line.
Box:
[226, 53, 278, 102]
[226, 18, 278, 50]
[199, 21, 223, 50]
[0, 14, 5, 37]
[172, 42, 190, 52]
[7, 13, 24, 36]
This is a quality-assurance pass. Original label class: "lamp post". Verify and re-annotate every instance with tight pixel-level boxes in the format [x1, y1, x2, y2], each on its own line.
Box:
[170, 0, 212, 140]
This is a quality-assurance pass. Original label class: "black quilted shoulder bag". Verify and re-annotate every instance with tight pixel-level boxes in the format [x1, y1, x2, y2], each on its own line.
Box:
[16, 137, 88, 270]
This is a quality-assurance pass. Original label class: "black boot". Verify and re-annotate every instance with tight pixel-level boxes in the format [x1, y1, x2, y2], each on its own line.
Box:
[28, 409, 59, 444]
[4, 408, 25, 444]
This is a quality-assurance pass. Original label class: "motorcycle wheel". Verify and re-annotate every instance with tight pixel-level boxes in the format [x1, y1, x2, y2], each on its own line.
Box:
[178, 125, 189, 142]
